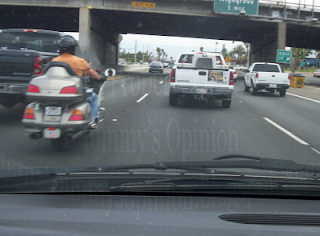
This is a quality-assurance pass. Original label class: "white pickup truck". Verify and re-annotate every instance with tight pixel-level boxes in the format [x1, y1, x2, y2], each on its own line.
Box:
[169, 52, 234, 108]
[244, 62, 290, 97]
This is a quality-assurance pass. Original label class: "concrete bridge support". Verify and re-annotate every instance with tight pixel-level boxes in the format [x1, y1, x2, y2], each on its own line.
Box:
[78, 8, 119, 69]
[250, 22, 286, 65]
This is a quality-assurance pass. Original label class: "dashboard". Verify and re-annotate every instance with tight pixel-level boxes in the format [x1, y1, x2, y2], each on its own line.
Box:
[0, 194, 319, 235]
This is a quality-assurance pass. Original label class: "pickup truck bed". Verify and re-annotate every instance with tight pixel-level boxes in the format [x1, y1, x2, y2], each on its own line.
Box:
[169, 53, 234, 108]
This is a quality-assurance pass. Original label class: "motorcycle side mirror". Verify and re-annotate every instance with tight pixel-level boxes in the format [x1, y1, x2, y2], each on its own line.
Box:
[105, 68, 116, 77]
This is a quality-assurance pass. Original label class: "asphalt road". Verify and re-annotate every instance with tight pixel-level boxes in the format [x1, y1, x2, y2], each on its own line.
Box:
[303, 73, 320, 87]
[1, 68, 320, 170]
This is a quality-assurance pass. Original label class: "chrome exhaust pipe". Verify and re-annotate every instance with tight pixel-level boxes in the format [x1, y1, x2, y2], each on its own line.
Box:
[64, 130, 87, 141]
[30, 132, 43, 140]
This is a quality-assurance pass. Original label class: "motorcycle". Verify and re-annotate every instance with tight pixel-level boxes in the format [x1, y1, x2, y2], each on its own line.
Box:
[22, 61, 115, 151]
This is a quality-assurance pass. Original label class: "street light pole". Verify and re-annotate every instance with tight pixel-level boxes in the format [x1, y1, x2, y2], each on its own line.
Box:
[135, 40, 137, 63]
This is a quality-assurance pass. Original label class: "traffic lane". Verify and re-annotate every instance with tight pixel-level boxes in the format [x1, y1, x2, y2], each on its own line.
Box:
[303, 73, 320, 87]
[74, 76, 320, 166]
[0, 72, 169, 169]
[1, 72, 318, 169]
[233, 81, 320, 162]
[0, 103, 27, 151]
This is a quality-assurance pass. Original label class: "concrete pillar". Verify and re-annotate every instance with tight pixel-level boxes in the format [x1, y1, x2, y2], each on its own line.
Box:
[277, 22, 286, 49]
[277, 22, 287, 71]
[249, 22, 286, 66]
[78, 7, 91, 54]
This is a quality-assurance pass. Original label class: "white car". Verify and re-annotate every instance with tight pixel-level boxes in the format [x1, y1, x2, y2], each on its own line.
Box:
[228, 66, 237, 82]
[119, 62, 126, 66]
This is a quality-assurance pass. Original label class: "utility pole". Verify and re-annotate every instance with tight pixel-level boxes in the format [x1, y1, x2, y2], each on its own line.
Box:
[135, 40, 137, 63]
[142, 45, 144, 63]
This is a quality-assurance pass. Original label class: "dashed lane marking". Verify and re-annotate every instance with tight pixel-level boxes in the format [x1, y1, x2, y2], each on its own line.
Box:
[136, 93, 149, 103]
[264, 117, 309, 145]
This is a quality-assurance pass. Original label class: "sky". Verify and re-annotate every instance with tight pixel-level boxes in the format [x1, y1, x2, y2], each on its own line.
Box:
[65, 32, 245, 61]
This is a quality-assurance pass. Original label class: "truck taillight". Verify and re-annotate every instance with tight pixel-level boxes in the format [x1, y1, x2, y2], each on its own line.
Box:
[33, 56, 43, 75]
[27, 84, 40, 93]
[229, 71, 234, 85]
[60, 86, 78, 94]
[170, 69, 176, 82]
[23, 29, 38, 33]
[69, 109, 85, 121]
[23, 107, 35, 120]
[255, 73, 259, 78]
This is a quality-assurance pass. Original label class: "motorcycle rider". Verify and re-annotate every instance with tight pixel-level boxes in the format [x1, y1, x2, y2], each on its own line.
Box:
[52, 36, 102, 129]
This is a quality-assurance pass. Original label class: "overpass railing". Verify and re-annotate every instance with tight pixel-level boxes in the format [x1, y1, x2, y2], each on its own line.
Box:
[260, 0, 320, 13]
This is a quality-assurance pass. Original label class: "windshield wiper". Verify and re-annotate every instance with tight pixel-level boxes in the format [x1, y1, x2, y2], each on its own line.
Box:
[70, 155, 320, 174]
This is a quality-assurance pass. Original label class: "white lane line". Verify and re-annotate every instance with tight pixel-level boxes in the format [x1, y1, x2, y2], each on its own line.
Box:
[112, 119, 117, 122]
[159, 81, 164, 84]
[287, 93, 320, 104]
[136, 93, 149, 103]
[311, 148, 320, 155]
[263, 117, 309, 145]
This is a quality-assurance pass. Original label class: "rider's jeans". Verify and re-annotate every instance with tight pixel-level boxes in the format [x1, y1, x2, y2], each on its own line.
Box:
[85, 92, 98, 120]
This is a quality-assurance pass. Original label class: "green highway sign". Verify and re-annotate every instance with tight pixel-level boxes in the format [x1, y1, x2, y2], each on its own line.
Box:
[214, 0, 259, 15]
[300, 62, 306, 66]
[276, 49, 292, 64]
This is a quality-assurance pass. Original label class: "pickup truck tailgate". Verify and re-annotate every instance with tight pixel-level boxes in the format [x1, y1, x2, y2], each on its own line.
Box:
[175, 68, 230, 88]
[255, 72, 289, 84]
[0, 50, 37, 83]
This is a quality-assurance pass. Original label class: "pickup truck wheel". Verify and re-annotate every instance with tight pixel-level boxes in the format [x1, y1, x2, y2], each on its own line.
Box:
[279, 89, 286, 97]
[51, 137, 69, 151]
[222, 100, 231, 108]
[244, 81, 249, 92]
[251, 87, 258, 95]
[169, 93, 178, 105]
[251, 80, 258, 95]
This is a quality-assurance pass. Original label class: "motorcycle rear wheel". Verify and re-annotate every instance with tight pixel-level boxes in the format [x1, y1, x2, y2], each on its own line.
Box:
[51, 136, 69, 151]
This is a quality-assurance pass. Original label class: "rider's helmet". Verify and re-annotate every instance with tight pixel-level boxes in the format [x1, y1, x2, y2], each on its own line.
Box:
[57, 36, 77, 55]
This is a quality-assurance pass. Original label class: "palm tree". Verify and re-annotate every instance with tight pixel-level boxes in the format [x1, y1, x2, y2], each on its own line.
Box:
[161, 49, 165, 61]
[200, 47, 203, 52]
[221, 44, 228, 59]
[232, 45, 246, 64]
[156, 47, 161, 61]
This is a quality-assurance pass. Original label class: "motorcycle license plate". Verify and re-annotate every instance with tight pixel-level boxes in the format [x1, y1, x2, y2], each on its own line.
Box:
[269, 84, 277, 88]
[43, 128, 61, 139]
[45, 106, 62, 116]
[196, 89, 207, 94]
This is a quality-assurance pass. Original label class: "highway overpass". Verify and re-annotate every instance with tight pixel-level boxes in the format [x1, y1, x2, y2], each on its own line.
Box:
[0, 0, 320, 68]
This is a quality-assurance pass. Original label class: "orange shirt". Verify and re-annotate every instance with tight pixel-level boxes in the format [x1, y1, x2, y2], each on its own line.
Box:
[52, 53, 91, 76]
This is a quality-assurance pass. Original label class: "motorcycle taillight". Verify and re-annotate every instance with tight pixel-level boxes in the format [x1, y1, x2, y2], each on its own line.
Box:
[23, 107, 35, 120]
[27, 84, 40, 93]
[60, 86, 78, 94]
[69, 109, 85, 121]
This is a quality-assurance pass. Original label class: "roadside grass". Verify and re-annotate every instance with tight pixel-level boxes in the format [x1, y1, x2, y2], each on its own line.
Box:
[285, 68, 318, 73]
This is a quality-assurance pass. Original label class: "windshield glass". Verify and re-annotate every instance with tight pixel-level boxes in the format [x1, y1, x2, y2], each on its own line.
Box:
[252, 64, 280, 72]
[1, 0, 320, 197]
[178, 54, 194, 63]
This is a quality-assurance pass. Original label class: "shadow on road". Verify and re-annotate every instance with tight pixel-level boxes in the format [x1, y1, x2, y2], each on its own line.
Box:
[0, 103, 27, 125]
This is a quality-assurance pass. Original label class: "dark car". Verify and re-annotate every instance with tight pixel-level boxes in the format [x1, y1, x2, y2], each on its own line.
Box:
[149, 61, 164, 73]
